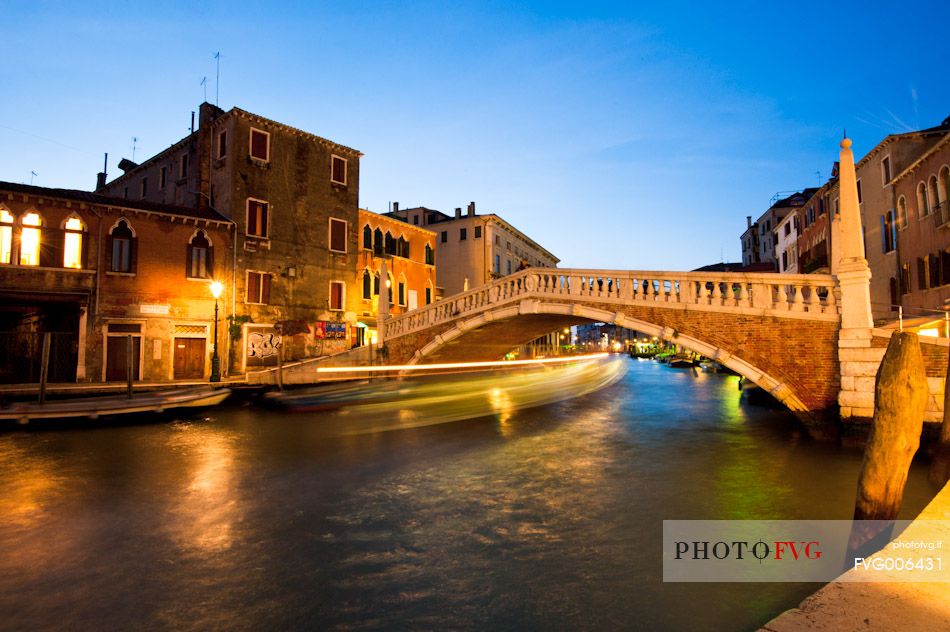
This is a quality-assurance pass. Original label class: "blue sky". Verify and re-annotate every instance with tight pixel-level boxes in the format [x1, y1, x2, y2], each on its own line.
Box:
[2, 1, 948, 269]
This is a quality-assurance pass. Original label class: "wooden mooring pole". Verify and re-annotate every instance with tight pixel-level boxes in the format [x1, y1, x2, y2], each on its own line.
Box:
[38, 333, 51, 405]
[126, 334, 134, 399]
[848, 332, 927, 559]
[929, 345, 950, 486]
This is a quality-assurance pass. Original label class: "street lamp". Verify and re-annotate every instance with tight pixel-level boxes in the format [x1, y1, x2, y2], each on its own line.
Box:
[210, 280, 223, 382]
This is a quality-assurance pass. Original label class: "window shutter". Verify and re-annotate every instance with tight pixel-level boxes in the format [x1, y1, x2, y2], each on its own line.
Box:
[206, 246, 214, 278]
[247, 203, 257, 235]
[186, 244, 194, 278]
[261, 274, 271, 304]
[247, 273, 260, 303]
[41, 228, 62, 268]
[130, 237, 138, 273]
[880, 216, 886, 253]
[106, 234, 114, 271]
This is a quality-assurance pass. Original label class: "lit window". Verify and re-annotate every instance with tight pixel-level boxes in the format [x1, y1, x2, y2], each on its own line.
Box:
[246, 199, 269, 237]
[330, 218, 347, 253]
[110, 220, 135, 273]
[187, 230, 213, 279]
[329, 281, 345, 311]
[20, 212, 42, 266]
[0, 209, 12, 264]
[246, 271, 271, 304]
[362, 224, 372, 250]
[250, 128, 270, 162]
[63, 217, 85, 269]
[331, 155, 347, 185]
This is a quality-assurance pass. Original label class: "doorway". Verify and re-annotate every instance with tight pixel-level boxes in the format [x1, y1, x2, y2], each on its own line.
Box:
[173, 337, 206, 379]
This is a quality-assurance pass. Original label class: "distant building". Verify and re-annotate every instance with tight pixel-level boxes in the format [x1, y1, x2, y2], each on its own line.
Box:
[0, 181, 232, 383]
[356, 209, 438, 345]
[741, 189, 816, 269]
[386, 201, 558, 296]
[97, 103, 363, 369]
[774, 210, 800, 273]
[797, 167, 837, 275]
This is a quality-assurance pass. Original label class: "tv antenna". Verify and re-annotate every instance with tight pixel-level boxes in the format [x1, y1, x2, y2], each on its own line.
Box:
[214, 52, 221, 106]
[131, 137, 138, 161]
[816, 170, 822, 186]
[201, 76, 207, 102]
[30, 171, 37, 185]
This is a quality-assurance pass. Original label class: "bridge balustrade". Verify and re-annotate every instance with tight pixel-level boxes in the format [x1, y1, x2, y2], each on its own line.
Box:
[384, 268, 838, 339]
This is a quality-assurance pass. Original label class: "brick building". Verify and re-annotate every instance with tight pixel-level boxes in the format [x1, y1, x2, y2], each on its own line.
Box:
[0, 181, 232, 383]
[356, 209, 437, 345]
[387, 202, 558, 296]
[890, 128, 950, 323]
[741, 189, 816, 269]
[797, 169, 837, 275]
[97, 103, 363, 369]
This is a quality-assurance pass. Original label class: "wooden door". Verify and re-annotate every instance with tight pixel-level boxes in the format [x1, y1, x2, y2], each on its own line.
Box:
[173, 337, 205, 379]
[105, 336, 141, 381]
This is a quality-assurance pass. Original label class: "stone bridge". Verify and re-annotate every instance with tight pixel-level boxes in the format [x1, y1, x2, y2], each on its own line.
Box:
[381, 268, 842, 415]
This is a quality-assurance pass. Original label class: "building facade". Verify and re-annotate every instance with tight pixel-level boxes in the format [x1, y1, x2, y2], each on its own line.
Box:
[97, 103, 363, 369]
[387, 202, 558, 296]
[356, 209, 437, 345]
[0, 181, 232, 383]
[740, 190, 816, 270]
[774, 210, 800, 273]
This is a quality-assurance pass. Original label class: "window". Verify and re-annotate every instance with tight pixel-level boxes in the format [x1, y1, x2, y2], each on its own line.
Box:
[459, 228, 467, 241]
[784, 223, 790, 237]
[63, 217, 85, 269]
[373, 228, 383, 256]
[20, 212, 41, 266]
[217, 130, 227, 159]
[246, 271, 271, 304]
[362, 270, 372, 299]
[329, 218, 347, 253]
[881, 210, 896, 254]
[397, 236, 408, 258]
[329, 281, 345, 311]
[246, 199, 269, 238]
[425, 243, 434, 265]
[0, 209, 12, 264]
[385, 231, 395, 255]
[781, 251, 788, 272]
[918, 257, 928, 290]
[506, 259, 512, 275]
[474, 225, 482, 239]
[901, 264, 911, 295]
[440, 231, 447, 243]
[141, 177, 148, 198]
[918, 182, 930, 217]
[187, 230, 213, 279]
[159, 166, 167, 189]
[250, 128, 270, 162]
[943, 250, 950, 288]
[930, 254, 941, 289]
[506, 240, 511, 251]
[931, 174, 946, 224]
[881, 156, 891, 184]
[373, 273, 380, 296]
[330, 155, 347, 185]
[397, 279, 406, 306]
[494, 254, 500, 274]
[179, 153, 188, 179]
[856, 179, 862, 205]
[425, 285, 432, 305]
[362, 224, 372, 250]
[109, 220, 135, 273]
[897, 196, 907, 229]
[123, 187, 128, 199]
[412, 215, 419, 225]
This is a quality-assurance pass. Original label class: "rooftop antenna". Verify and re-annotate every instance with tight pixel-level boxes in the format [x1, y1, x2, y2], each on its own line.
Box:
[816, 170, 822, 186]
[131, 137, 138, 162]
[214, 52, 221, 106]
[201, 76, 207, 103]
[30, 171, 37, 185]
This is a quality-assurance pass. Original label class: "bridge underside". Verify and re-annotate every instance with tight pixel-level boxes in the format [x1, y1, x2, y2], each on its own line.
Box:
[385, 299, 841, 417]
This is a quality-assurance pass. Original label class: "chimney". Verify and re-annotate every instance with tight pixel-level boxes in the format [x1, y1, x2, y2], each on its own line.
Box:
[455, 207, 462, 219]
[393, 201, 399, 213]
[467, 201, 475, 215]
[95, 153, 108, 190]
[746, 215, 752, 229]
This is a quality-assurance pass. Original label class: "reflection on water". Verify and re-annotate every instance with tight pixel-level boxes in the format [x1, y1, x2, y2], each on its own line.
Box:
[0, 358, 940, 631]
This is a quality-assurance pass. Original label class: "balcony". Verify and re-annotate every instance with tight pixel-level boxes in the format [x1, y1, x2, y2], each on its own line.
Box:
[0, 264, 96, 295]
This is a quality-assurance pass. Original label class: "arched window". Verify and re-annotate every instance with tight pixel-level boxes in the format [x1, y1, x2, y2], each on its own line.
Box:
[918, 182, 930, 217]
[0, 209, 13, 264]
[385, 231, 396, 256]
[424, 243, 434, 265]
[397, 236, 409, 259]
[63, 216, 85, 269]
[373, 273, 380, 296]
[387, 272, 394, 304]
[20, 212, 42, 266]
[940, 166, 950, 217]
[362, 224, 372, 250]
[109, 220, 136, 273]
[425, 281, 433, 305]
[373, 228, 383, 256]
[897, 196, 907, 229]
[362, 269, 372, 299]
[397, 275, 407, 306]
[187, 230, 213, 279]
[931, 174, 945, 224]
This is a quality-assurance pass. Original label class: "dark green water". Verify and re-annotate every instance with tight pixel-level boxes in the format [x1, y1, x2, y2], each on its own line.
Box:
[0, 358, 938, 631]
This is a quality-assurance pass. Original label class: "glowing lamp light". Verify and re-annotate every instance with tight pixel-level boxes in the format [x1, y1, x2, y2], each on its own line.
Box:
[210, 281, 223, 299]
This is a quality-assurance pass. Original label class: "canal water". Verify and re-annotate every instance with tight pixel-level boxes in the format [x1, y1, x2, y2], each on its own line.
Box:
[0, 358, 939, 631]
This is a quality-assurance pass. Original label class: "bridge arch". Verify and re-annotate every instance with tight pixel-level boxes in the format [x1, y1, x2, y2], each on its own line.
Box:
[406, 301, 810, 412]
